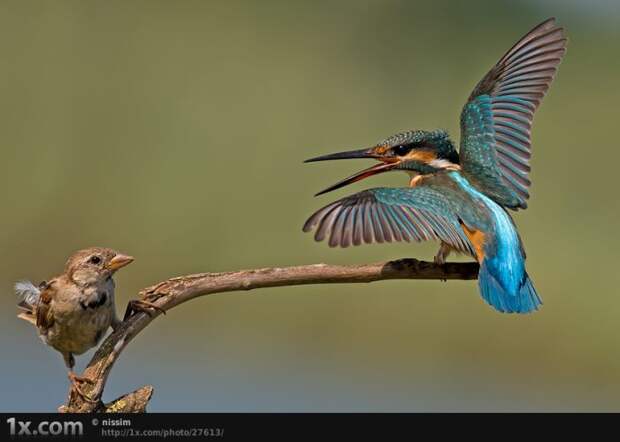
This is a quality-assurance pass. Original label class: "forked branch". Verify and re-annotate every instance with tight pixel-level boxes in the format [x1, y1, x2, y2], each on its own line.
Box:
[60, 258, 479, 412]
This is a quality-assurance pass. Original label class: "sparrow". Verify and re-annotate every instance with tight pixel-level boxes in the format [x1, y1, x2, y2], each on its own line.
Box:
[15, 247, 135, 402]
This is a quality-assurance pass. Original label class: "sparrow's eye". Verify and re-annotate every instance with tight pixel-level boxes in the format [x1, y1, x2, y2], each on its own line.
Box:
[89, 255, 102, 265]
[393, 144, 413, 156]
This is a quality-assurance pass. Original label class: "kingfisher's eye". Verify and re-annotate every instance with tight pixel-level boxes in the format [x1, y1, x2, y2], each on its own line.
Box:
[393, 144, 413, 156]
[89, 255, 102, 265]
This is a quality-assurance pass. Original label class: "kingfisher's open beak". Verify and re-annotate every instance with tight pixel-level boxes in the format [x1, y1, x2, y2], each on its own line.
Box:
[107, 254, 134, 271]
[304, 147, 379, 163]
[305, 147, 398, 196]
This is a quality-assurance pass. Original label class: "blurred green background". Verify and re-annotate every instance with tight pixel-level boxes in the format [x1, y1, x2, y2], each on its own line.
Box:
[2, 0, 619, 411]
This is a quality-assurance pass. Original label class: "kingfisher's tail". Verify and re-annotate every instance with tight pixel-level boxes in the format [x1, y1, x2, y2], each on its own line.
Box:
[478, 263, 542, 314]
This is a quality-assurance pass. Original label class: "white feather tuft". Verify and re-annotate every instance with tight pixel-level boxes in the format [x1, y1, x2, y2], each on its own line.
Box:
[15, 280, 41, 309]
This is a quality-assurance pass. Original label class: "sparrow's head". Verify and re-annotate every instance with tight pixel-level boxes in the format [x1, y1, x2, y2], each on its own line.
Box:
[66, 247, 134, 286]
[305, 130, 459, 195]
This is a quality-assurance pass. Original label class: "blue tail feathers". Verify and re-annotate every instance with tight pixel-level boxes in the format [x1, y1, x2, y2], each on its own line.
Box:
[478, 263, 542, 314]
[444, 171, 542, 314]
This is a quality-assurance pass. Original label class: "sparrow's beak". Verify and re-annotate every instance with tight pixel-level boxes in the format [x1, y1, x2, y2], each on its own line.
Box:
[305, 147, 398, 196]
[107, 254, 134, 271]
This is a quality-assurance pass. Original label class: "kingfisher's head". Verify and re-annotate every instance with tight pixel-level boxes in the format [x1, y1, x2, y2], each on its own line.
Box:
[305, 130, 459, 195]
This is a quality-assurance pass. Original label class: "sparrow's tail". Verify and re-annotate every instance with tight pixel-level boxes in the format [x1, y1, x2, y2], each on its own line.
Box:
[15, 281, 41, 324]
[478, 262, 541, 314]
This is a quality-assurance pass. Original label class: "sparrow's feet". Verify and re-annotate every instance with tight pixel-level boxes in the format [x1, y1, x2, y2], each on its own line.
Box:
[123, 299, 166, 321]
[68, 371, 98, 404]
[140, 281, 169, 302]
[148, 280, 168, 292]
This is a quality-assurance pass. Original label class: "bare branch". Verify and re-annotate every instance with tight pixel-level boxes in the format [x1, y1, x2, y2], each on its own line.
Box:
[61, 258, 479, 412]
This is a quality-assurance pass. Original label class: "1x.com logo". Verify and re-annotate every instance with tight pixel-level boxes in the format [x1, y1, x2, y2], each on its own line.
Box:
[6, 417, 83, 437]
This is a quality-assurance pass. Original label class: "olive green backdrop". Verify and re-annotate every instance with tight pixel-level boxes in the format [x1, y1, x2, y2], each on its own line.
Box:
[2, 0, 619, 411]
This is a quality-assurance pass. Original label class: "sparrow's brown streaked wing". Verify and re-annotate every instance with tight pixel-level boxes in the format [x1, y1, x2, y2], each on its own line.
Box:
[35, 280, 56, 330]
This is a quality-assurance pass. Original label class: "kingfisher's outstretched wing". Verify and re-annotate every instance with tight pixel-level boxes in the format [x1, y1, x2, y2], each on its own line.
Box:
[303, 186, 475, 255]
[459, 18, 566, 209]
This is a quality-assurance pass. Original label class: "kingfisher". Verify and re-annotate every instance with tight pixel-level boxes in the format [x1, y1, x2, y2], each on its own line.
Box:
[302, 18, 567, 314]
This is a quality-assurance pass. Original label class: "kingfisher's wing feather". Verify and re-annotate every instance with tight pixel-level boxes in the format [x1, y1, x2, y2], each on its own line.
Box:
[460, 18, 566, 209]
[303, 187, 474, 255]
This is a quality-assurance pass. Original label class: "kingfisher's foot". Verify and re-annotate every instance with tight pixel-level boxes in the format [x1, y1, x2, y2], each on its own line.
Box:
[434, 242, 452, 265]
[68, 371, 98, 404]
[123, 299, 166, 321]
